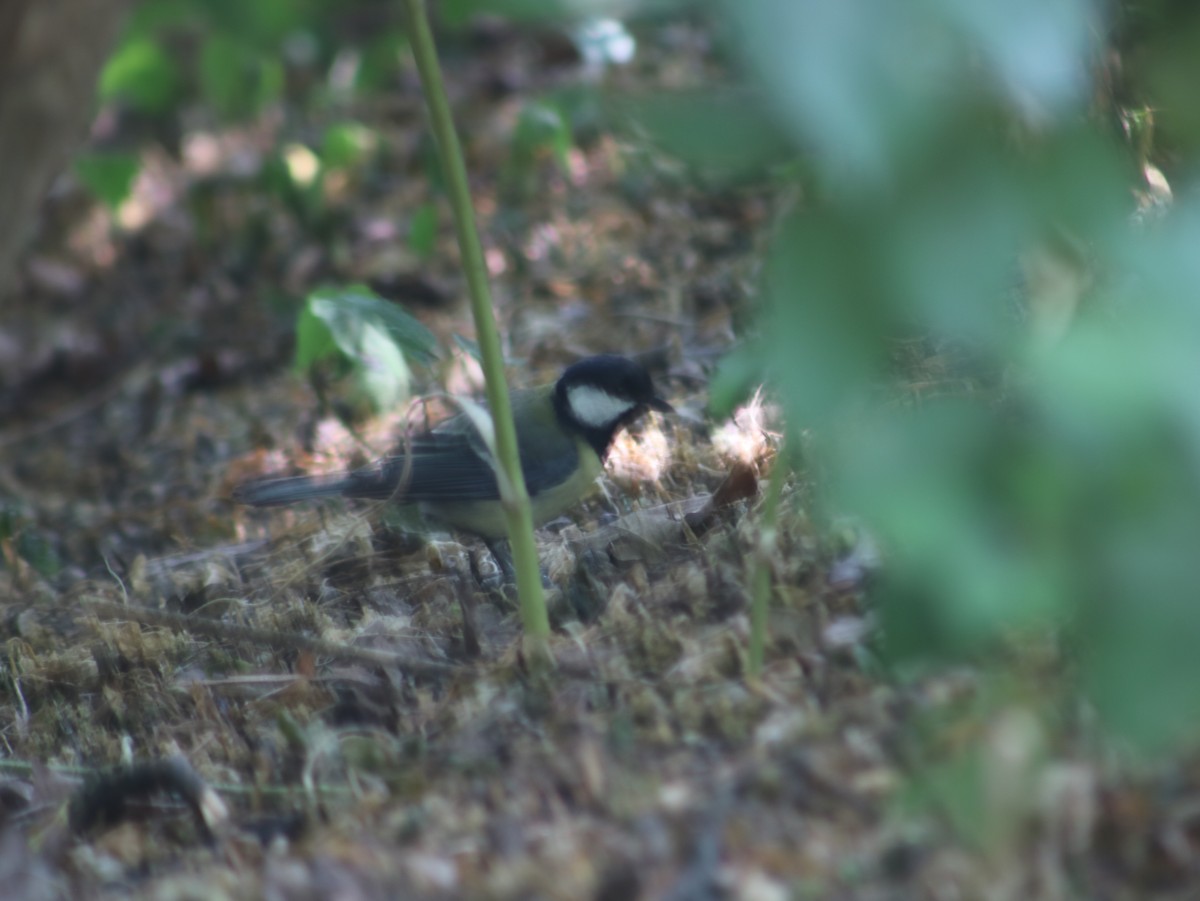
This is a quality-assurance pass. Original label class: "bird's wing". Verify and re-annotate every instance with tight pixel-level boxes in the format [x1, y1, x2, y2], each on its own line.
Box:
[340, 392, 580, 502]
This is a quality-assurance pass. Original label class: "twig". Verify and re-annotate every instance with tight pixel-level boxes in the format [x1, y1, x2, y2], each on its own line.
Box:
[748, 438, 789, 677]
[400, 0, 550, 655]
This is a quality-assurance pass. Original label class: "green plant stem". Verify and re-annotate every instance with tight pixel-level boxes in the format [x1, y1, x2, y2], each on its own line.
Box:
[400, 0, 549, 651]
[749, 438, 789, 677]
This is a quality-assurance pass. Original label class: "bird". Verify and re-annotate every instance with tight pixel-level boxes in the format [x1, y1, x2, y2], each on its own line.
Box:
[232, 354, 673, 546]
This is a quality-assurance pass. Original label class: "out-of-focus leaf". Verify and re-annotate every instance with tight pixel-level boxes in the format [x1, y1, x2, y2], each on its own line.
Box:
[0, 506, 61, 579]
[513, 102, 572, 170]
[123, 0, 199, 35]
[725, 0, 958, 182]
[724, 0, 1094, 184]
[201, 0, 303, 47]
[503, 101, 574, 198]
[762, 210, 892, 429]
[886, 147, 1026, 346]
[74, 153, 140, 209]
[295, 287, 438, 414]
[708, 343, 765, 420]
[1138, 14, 1200, 155]
[99, 38, 182, 113]
[1022, 127, 1134, 244]
[199, 35, 250, 118]
[199, 35, 284, 119]
[1026, 204, 1200, 749]
[294, 301, 340, 372]
[321, 123, 377, 170]
[301, 287, 439, 368]
[355, 33, 410, 93]
[354, 318, 411, 413]
[443, 0, 694, 26]
[549, 85, 606, 142]
[932, 0, 1093, 120]
[620, 90, 796, 183]
[837, 403, 1068, 659]
[452, 333, 482, 363]
[257, 58, 285, 109]
[14, 529, 62, 579]
[409, 203, 438, 261]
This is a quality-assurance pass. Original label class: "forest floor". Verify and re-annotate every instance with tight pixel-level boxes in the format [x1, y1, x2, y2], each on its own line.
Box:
[0, 14, 1196, 901]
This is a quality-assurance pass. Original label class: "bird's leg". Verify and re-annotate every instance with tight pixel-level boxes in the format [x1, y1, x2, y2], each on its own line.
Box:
[476, 538, 519, 610]
[482, 538, 553, 591]
[483, 538, 516, 583]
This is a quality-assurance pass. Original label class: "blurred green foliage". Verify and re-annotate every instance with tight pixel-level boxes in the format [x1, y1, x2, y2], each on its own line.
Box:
[73, 152, 141, 210]
[0, 504, 61, 579]
[295, 285, 439, 418]
[621, 89, 795, 183]
[101, 0, 407, 120]
[408, 202, 439, 260]
[100, 37, 182, 114]
[703, 0, 1200, 757]
[90, 0, 407, 210]
[258, 123, 381, 234]
[502, 101, 573, 199]
[442, 0, 691, 26]
[689, 0, 1200, 754]
[448, 0, 1200, 756]
[198, 34, 285, 120]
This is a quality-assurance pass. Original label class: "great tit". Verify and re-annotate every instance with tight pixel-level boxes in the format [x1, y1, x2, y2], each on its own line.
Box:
[232, 354, 673, 540]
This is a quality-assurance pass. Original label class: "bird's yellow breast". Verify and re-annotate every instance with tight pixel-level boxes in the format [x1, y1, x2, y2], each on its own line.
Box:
[420, 438, 604, 539]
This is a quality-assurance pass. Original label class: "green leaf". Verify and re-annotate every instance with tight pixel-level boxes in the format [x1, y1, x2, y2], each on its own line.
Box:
[295, 286, 439, 413]
[199, 35, 248, 117]
[513, 102, 572, 170]
[708, 343, 765, 420]
[409, 203, 438, 261]
[931, 0, 1092, 115]
[356, 33, 410, 93]
[620, 89, 796, 183]
[354, 318, 411, 413]
[14, 528, 61, 579]
[98, 38, 182, 113]
[294, 300, 340, 372]
[762, 209, 892, 431]
[74, 153, 140, 209]
[321, 123, 377, 171]
[201, 0, 305, 47]
[123, 0, 200, 35]
[443, 0, 694, 24]
[0, 505, 60, 578]
[452, 333, 482, 363]
[326, 286, 439, 365]
[199, 35, 282, 119]
[840, 403, 1068, 660]
[503, 101, 574, 197]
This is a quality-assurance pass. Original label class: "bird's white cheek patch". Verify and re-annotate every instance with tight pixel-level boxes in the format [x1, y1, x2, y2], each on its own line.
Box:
[567, 385, 637, 428]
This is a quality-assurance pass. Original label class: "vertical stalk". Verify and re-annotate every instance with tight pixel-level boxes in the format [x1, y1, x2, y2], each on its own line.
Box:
[400, 0, 549, 651]
[748, 438, 789, 677]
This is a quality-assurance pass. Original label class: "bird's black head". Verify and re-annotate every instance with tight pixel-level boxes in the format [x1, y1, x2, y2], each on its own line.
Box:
[553, 354, 673, 458]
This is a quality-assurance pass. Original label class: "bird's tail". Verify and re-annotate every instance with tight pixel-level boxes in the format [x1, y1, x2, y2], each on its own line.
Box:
[232, 473, 356, 507]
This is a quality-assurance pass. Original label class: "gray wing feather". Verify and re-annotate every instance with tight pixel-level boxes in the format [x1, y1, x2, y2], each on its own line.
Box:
[237, 389, 579, 506]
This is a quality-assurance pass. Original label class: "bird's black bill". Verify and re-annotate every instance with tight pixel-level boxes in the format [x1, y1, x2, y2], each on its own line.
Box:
[648, 396, 674, 414]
